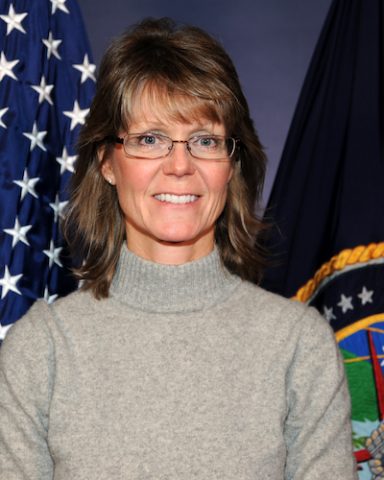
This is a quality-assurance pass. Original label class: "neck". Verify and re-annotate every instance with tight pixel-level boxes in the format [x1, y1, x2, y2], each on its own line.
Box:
[110, 245, 241, 313]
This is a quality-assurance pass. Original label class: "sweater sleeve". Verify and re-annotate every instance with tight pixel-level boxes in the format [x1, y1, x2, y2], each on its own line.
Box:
[0, 302, 55, 480]
[283, 306, 357, 480]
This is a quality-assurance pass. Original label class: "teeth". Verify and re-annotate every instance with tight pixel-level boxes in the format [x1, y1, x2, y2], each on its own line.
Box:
[154, 194, 198, 204]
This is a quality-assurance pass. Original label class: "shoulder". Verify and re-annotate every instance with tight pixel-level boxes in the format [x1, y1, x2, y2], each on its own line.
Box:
[228, 280, 335, 345]
[233, 283, 345, 386]
[232, 280, 323, 325]
[1, 289, 101, 350]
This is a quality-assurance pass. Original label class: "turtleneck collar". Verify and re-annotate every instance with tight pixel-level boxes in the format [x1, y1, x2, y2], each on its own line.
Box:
[110, 246, 241, 313]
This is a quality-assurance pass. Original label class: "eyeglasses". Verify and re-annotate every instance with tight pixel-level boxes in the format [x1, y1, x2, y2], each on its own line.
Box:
[109, 133, 238, 161]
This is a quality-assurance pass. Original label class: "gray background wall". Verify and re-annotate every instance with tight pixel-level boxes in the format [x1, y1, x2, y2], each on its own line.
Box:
[78, 0, 332, 205]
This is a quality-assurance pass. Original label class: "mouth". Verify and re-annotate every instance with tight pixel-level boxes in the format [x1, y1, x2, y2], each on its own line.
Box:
[154, 193, 200, 205]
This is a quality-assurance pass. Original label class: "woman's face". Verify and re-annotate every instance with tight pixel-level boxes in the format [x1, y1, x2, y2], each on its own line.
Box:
[101, 95, 233, 264]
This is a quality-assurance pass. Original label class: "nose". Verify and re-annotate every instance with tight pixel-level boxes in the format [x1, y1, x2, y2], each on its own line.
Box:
[162, 141, 196, 177]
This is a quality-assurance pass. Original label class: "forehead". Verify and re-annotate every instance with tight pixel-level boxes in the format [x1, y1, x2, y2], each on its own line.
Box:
[123, 82, 225, 130]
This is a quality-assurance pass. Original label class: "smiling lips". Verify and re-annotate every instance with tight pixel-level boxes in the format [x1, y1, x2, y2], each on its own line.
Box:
[154, 193, 199, 204]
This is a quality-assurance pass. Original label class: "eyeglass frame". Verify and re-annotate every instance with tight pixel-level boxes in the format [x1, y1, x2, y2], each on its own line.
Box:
[105, 133, 240, 161]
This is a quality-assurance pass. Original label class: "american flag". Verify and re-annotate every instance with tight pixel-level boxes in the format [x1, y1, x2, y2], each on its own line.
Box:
[0, 0, 95, 339]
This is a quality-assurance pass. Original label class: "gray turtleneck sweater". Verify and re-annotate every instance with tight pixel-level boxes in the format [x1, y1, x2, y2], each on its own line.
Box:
[0, 248, 356, 479]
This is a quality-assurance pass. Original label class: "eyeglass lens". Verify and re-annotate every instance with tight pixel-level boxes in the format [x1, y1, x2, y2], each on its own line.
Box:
[123, 134, 235, 160]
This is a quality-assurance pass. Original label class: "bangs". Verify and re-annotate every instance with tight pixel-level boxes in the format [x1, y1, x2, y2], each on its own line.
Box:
[121, 78, 232, 132]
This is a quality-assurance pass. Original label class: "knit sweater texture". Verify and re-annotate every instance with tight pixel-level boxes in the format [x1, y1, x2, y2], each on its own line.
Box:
[0, 247, 357, 479]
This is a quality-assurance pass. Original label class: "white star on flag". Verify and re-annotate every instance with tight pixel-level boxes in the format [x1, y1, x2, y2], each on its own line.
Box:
[42, 31, 62, 60]
[49, 195, 68, 221]
[0, 107, 8, 128]
[0, 322, 13, 341]
[358, 286, 374, 305]
[56, 147, 77, 173]
[31, 76, 54, 105]
[73, 54, 96, 83]
[0, 51, 19, 82]
[43, 240, 63, 268]
[3, 217, 32, 247]
[337, 293, 354, 313]
[44, 287, 58, 304]
[0, 266, 22, 299]
[63, 100, 89, 130]
[23, 122, 47, 151]
[323, 305, 336, 322]
[50, 0, 69, 14]
[0, 4, 28, 35]
[13, 170, 39, 200]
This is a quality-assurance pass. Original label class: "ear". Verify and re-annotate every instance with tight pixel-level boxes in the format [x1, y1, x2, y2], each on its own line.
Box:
[98, 146, 116, 185]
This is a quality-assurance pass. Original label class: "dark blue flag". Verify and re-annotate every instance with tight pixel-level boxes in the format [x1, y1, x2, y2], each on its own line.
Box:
[0, 0, 95, 338]
[261, 0, 384, 477]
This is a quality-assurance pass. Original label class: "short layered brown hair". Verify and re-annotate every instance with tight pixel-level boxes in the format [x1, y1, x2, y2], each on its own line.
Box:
[64, 17, 267, 298]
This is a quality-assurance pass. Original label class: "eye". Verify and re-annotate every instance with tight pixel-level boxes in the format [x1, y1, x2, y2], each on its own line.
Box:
[126, 133, 168, 150]
[193, 135, 221, 149]
[137, 134, 158, 146]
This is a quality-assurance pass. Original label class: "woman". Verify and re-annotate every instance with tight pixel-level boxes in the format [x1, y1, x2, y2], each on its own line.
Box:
[0, 18, 356, 479]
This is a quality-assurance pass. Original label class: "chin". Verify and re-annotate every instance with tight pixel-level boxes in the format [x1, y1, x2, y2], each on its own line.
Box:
[156, 233, 199, 245]
[155, 229, 209, 246]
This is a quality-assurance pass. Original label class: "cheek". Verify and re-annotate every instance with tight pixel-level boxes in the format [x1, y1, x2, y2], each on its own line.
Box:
[113, 162, 151, 193]
[207, 165, 233, 197]
[113, 163, 159, 222]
